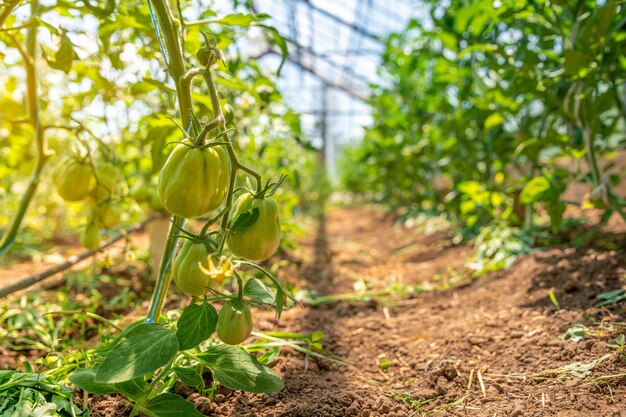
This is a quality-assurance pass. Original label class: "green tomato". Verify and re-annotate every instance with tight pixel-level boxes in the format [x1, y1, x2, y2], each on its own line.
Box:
[227, 194, 280, 261]
[81, 223, 100, 250]
[216, 300, 253, 345]
[99, 203, 121, 228]
[92, 162, 120, 199]
[130, 181, 149, 203]
[158, 140, 229, 218]
[148, 191, 165, 212]
[173, 240, 212, 297]
[53, 157, 93, 201]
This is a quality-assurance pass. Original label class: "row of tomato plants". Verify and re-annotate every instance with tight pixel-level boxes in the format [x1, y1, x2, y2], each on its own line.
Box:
[342, 0, 626, 266]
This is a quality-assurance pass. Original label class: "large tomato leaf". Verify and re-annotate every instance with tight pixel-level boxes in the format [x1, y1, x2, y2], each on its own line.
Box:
[176, 302, 218, 350]
[95, 323, 179, 384]
[197, 344, 284, 393]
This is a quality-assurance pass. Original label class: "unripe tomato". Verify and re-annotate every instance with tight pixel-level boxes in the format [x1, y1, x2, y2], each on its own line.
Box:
[216, 300, 253, 345]
[172, 240, 213, 297]
[92, 162, 120, 199]
[227, 194, 280, 261]
[81, 223, 101, 250]
[158, 141, 229, 218]
[53, 157, 93, 201]
[99, 203, 121, 228]
[148, 192, 165, 212]
[130, 182, 149, 203]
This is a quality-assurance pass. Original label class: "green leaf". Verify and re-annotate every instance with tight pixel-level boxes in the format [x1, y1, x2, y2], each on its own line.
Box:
[176, 302, 218, 350]
[70, 368, 117, 395]
[197, 345, 284, 393]
[173, 367, 203, 387]
[210, 13, 270, 27]
[70, 367, 145, 399]
[256, 346, 281, 365]
[143, 393, 204, 417]
[484, 113, 504, 130]
[519, 177, 550, 204]
[44, 32, 78, 73]
[95, 323, 179, 384]
[564, 50, 591, 76]
[230, 207, 260, 233]
[244, 278, 275, 304]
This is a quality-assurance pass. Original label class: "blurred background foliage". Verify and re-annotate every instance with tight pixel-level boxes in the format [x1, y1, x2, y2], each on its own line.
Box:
[0, 1, 320, 261]
[341, 0, 626, 252]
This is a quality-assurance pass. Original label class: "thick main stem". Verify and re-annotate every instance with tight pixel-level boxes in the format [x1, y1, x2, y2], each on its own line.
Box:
[0, 2, 50, 255]
[146, 0, 193, 322]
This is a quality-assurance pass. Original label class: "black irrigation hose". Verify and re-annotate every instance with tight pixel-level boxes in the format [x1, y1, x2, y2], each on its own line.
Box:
[0, 214, 166, 298]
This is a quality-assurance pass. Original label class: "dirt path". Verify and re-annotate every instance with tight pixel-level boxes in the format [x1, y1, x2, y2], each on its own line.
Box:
[203, 206, 626, 417]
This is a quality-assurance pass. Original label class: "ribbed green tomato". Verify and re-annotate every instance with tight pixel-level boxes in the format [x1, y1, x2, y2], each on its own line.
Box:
[227, 194, 280, 261]
[81, 223, 100, 250]
[173, 240, 212, 297]
[216, 300, 253, 345]
[92, 162, 119, 199]
[53, 158, 93, 201]
[158, 141, 229, 218]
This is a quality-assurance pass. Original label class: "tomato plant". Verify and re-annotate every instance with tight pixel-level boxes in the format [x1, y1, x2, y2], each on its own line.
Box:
[0, 1, 319, 415]
[342, 0, 626, 259]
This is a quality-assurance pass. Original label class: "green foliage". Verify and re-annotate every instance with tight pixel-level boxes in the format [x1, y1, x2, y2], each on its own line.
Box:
[341, 0, 626, 259]
[0, 1, 318, 255]
[0, 2, 323, 412]
[0, 370, 87, 417]
[95, 323, 179, 383]
[197, 344, 284, 393]
[176, 302, 219, 350]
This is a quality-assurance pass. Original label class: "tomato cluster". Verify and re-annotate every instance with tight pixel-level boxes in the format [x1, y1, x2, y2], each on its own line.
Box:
[53, 156, 122, 250]
[157, 123, 284, 346]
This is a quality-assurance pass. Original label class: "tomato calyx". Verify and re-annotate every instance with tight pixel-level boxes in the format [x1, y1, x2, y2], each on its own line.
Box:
[237, 174, 287, 200]
[168, 221, 216, 251]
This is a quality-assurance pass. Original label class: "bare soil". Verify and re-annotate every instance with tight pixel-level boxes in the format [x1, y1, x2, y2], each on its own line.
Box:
[188, 206, 626, 416]
[6, 205, 626, 416]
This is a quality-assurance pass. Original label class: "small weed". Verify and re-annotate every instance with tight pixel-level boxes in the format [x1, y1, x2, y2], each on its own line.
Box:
[533, 354, 612, 381]
[548, 289, 560, 311]
[595, 288, 626, 307]
[386, 392, 468, 416]
[606, 334, 626, 355]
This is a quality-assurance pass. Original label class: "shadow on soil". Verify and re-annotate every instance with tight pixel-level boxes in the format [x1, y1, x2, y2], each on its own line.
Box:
[521, 246, 626, 312]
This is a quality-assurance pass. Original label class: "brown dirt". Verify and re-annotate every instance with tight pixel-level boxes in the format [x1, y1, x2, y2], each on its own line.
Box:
[181, 206, 626, 416]
[7, 205, 626, 416]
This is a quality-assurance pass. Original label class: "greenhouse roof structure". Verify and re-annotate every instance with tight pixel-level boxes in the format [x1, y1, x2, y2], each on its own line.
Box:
[248, 0, 420, 179]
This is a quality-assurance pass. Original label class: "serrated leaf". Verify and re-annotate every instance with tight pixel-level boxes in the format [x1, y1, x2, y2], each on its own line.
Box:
[176, 302, 218, 350]
[143, 393, 204, 417]
[244, 278, 275, 304]
[230, 207, 260, 233]
[173, 367, 203, 387]
[95, 324, 179, 384]
[197, 344, 284, 393]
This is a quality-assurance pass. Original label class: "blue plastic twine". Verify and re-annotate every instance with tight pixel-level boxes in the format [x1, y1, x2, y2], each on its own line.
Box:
[146, 0, 170, 72]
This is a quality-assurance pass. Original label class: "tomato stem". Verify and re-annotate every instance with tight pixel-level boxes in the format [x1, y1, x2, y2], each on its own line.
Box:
[146, 0, 192, 323]
[0, 1, 52, 256]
